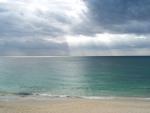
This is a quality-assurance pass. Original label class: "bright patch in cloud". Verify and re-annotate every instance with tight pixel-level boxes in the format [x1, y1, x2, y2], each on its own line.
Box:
[66, 34, 145, 46]
[0, 0, 7, 3]
[66, 33, 150, 56]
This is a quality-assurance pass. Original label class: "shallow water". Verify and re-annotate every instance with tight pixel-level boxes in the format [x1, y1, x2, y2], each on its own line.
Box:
[0, 56, 150, 98]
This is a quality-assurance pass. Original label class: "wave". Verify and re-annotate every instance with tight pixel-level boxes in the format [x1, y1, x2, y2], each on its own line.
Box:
[1, 92, 150, 101]
[33, 93, 150, 100]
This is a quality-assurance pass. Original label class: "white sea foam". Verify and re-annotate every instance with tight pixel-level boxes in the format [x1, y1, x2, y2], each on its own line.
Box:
[80, 96, 115, 100]
[1, 92, 150, 101]
[31, 93, 150, 100]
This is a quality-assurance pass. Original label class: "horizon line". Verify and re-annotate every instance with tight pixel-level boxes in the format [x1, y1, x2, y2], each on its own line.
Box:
[0, 55, 150, 57]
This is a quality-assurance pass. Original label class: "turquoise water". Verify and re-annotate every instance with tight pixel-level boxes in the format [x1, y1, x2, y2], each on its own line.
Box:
[0, 56, 150, 98]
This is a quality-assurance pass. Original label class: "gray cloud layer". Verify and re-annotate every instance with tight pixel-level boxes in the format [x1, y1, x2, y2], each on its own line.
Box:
[0, 2, 69, 38]
[0, 0, 84, 55]
[0, 0, 150, 56]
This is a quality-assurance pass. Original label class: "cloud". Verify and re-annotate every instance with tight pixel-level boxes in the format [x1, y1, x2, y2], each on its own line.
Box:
[0, 0, 87, 38]
[0, 0, 87, 55]
[66, 34, 150, 56]
[0, 37, 69, 56]
[75, 0, 150, 35]
[0, 0, 150, 56]
[73, 0, 150, 56]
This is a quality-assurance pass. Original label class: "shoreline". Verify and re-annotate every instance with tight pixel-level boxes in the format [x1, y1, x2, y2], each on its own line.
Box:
[1, 94, 150, 101]
[0, 97, 150, 113]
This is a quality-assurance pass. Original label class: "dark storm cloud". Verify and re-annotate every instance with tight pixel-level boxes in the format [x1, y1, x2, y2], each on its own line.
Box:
[76, 0, 150, 35]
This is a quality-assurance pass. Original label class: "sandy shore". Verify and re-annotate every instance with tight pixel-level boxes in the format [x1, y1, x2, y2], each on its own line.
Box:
[0, 98, 150, 113]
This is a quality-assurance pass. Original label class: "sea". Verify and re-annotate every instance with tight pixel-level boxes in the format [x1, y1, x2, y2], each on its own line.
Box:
[0, 56, 150, 99]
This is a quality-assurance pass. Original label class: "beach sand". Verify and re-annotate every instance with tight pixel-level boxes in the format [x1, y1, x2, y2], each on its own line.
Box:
[0, 98, 150, 113]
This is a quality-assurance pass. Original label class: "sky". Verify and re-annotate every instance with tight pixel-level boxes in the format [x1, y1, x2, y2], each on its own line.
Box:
[0, 0, 150, 56]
